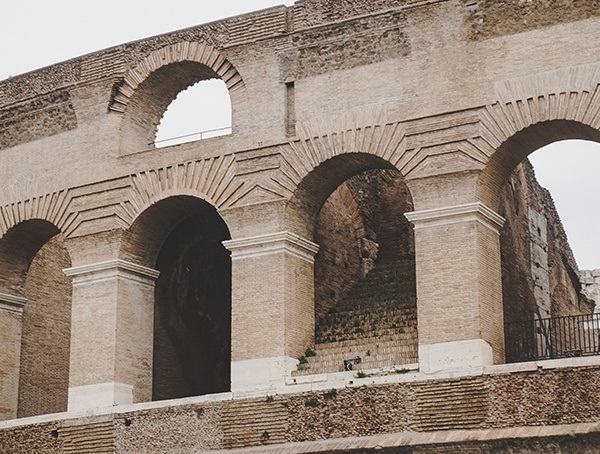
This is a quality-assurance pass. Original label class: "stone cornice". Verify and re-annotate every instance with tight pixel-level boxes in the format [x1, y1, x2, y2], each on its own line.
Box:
[0, 293, 27, 314]
[405, 202, 505, 234]
[223, 232, 319, 263]
[64, 259, 160, 286]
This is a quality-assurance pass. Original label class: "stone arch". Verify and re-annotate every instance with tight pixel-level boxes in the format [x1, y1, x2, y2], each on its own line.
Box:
[478, 64, 600, 210]
[0, 219, 73, 419]
[121, 155, 239, 246]
[283, 152, 401, 240]
[0, 219, 66, 294]
[0, 188, 76, 239]
[120, 193, 229, 267]
[285, 151, 418, 370]
[110, 42, 246, 154]
[477, 115, 600, 363]
[120, 195, 232, 400]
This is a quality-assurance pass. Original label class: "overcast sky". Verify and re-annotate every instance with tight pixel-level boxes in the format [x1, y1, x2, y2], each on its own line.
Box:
[1, 1, 599, 270]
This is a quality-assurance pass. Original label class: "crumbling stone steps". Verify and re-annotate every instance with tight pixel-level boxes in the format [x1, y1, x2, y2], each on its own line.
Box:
[60, 420, 114, 453]
[325, 264, 416, 313]
[315, 264, 416, 344]
[293, 334, 418, 376]
[414, 377, 489, 431]
[222, 397, 288, 449]
[316, 307, 417, 344]
[313, 332, 417, 352]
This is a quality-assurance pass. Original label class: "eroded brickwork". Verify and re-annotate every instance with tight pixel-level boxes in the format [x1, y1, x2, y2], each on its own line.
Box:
[280, 11, 410, 81]
[500, 161, 593, 325]
[467, 0, 600, 40]
[0, 90, 77, 151]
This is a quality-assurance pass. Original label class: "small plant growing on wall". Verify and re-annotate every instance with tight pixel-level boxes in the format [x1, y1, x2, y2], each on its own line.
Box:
[305, 397, 320, 407]
[355, 371, 368, 378]
[305, 347, 316, 357]
[323, 388, 337, 399]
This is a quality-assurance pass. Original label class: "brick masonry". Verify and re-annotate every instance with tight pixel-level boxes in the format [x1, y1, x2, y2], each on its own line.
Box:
[0, 0, 600, 451]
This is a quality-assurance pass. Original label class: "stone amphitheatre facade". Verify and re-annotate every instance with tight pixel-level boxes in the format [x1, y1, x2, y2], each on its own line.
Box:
[1, 0, 600, 452]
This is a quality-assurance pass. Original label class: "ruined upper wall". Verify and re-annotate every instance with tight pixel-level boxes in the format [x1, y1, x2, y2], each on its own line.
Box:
[467, 0, 600, 40]
[2, 0, 600, 108]
[1, 0, 600, 219]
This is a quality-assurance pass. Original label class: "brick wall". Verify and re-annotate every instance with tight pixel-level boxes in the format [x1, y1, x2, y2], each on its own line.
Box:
[18, 234, 71, 418]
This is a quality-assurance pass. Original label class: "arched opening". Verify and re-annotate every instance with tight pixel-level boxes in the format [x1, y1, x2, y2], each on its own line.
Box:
[155, 79, 232, 147]
[0, 220, 72, 418]
[529, 140, 600, 271]
[119, 60, 235, 154]
[287, 154, 417, 375]
[479, 121, 600, 363]
[123, 196, 231, 401]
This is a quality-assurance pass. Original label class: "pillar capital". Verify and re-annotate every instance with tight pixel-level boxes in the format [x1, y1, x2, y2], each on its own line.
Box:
[0, 293, 27, 314]
[64, 259, 160, 285]
[223, 231, 319, 263]
[405, 202, 505, 234]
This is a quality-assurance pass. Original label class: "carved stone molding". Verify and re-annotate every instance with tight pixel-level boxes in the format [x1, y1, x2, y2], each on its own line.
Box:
[223, 231, 319, 262]
[64, 259, 160, 286]
[0, 293, 27, 314]
[405, 202, 505, 234]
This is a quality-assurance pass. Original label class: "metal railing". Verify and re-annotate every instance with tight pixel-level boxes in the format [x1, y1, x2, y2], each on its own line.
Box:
[505, 313, 600, 363]
[154, 126, 232, 147]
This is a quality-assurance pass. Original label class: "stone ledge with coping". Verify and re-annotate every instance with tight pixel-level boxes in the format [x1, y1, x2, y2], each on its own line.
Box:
[1, 355, 599, 431]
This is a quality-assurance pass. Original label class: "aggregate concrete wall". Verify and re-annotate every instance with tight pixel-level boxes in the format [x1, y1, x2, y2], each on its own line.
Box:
[1, 365, 600, 452]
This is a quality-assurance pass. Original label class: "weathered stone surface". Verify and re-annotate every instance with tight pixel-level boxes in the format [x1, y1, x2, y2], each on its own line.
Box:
[0, 0, 598, 452]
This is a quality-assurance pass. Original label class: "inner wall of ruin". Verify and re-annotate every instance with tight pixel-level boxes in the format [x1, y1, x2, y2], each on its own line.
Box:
[19, 235, 72, 417]
[0, 0, 599, 428]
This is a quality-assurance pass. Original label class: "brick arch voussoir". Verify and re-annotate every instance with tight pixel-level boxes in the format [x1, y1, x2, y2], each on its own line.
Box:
[477, 80, 600, 210]
[276, 121, 408, 198]
[122, 155, 240, 230]
[109, 41, 246, 114]
[276, 122, 407, 239]
[0, 189, 76, 239]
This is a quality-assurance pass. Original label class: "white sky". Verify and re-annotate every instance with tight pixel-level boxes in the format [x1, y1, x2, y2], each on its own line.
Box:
[1, 1, 599, 270]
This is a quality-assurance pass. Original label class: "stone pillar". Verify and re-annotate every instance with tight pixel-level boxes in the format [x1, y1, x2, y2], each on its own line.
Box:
[0, 293, 26, 420]
[405, 202, 505, 372]
[223, 232, 319, 393]
[64, 260, 159, 412]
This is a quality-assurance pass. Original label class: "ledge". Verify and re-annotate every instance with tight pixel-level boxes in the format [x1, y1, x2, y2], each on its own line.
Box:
[0, 292, 27, 313]
[223, 232, 319, 262]
[63, 259, 160, 285]
[405, 202, 505, 233]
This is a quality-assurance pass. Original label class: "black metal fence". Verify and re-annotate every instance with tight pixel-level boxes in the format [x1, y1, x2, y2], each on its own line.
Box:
[505, 313, 600, 363]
